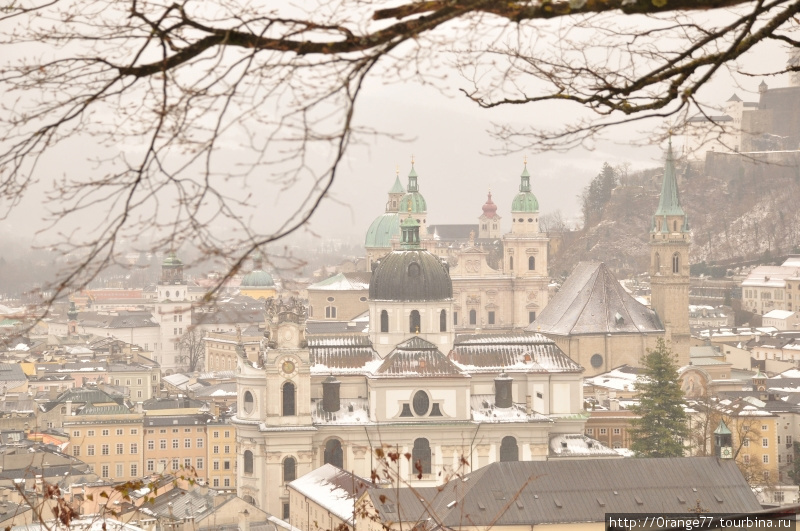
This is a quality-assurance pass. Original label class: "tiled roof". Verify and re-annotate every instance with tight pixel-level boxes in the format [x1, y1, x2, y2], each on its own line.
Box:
[529, 262, 663, 335]
[451, 333, 583, 373]
[372, 337, 464, 377]
[367, 458, 761, 526]
[308, 335, 379, 372]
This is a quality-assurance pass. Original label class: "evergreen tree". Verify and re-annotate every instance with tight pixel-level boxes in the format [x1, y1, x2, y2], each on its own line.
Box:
[630, 338, 688, 457]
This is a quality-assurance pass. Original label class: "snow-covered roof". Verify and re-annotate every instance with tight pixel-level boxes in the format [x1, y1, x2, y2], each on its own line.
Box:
[307, 272, 370, 292]
[764, 310, 796, 320]
[549, 434, 619, 458]
[451, 333, 583, 374]
[288, 464, 375, 524]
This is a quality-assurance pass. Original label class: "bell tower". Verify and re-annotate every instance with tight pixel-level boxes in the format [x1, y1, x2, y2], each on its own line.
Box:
[649, 140, 690, 366]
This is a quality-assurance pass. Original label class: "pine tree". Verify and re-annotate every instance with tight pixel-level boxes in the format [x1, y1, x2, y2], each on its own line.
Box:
[630, 338, 688, 457]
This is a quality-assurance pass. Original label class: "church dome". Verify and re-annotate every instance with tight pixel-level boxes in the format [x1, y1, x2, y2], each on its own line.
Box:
[241, 269, 275, 287]
[369, 249, 452, 301]
[511, 164, 539, 213]
[399, 192, 427, 214]
[512, 191, 539, 213]
[481, 191, 497, 218]
[162, 251, 183, 268]
[365, 212, 401, 249]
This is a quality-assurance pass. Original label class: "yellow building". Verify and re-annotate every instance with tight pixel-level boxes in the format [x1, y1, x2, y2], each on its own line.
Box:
[716, 396, 780, 486]
[208, 419, 236, 491]
[65, 412, 144, 482]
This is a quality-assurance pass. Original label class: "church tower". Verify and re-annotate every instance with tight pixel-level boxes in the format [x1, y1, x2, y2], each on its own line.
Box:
[649, 141, 690, 365]
[502, 160, 549, 328]
[478, 190, 502, 239]
[399, 159, 428, 240]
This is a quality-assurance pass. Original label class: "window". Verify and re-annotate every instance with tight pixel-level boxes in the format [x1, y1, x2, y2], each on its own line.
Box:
[148, 440, 155, 451]
[223, 460, 231, 470]
[529, 311, 536, 324]
[213, 445, 220, 454]
[500, 436, 518, 462]
[283, 503, 290, 520]
[284, 457, 297, 483]
[282, 382, 296, 416]
[528, 256, 535, 270]
[324, 439, 343, 469]
[469, 309, 477, 325]
[413, 391, 430, 416]
[488, 311, 495, 325]
[380, 310, 389, 333]
[130, 464, 138, 477]
[117, 429, 123, 436]
[101, 465, 109, 478]
[762, 425, 768, 431]
[243, 391, 254, 414]
[173, 439, 179, 449]
[743, 438, 750, 447]
[788, 436, 793, 444]
[116, 443, 124, 454]
[213, 478, 220, 487]
[102, 444, 109, 455]
[147, 460, 155, 472]
[509, 256, 513, 270]
[412, 439, 431, 475]
[73, 431, 80, 437]
[102, 429, 109, 436]
[87, 445, 95, 456]
[325, 306, 337, 319]
[409, 310, 421, 333]
[439, 310, 446, 332]
[613, 428, 621, 435]
[213, 461, 220, 470]
[743, 454, 750, 464]
[672, 252, 680, 274]
[72, 446, 80, 457]
[763, 438, 769, 448]
[184, 458, 191, 468]
[196, 458, 203, 469]
[185, 438, 191, 448]
[172, 458, 179, 470]
[197, 438, 203, 448]
[224, 431, 230, 437]
[224, 478, 231, 487]
[600, 428, 607, 435]
[453, 312, 458, 326]
[763, 455, 769, 464]
[213, 431, 219, 438]
[130, 443, 138, 454]
[244, 451, 254, 474]
[586, 428, 594, 435]
[224, 445, 230, 453]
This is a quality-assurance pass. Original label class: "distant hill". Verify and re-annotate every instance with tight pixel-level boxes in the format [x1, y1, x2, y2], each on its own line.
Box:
[550, 151, 800, 278]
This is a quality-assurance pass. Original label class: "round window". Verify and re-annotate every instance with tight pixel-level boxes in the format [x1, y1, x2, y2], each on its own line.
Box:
[590, 354, 603, 368]
[412, 391, 430, 416]
[327, 296, 335, 302]
[518, 218, 524, 222]
[528, 218, 533, 222]
[243, 391, 254, 414]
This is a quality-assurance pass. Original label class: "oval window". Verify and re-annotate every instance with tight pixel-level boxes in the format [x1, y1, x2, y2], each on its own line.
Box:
[165, 291, 170, 298]
[408, 262, 421, 277]
[412, 391, 430, 416]
[243, 391, 254, 414]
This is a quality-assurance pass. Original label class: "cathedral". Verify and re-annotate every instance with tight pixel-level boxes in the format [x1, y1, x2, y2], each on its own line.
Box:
[365, 160, 550, 334]
[234, 215, 612, 518]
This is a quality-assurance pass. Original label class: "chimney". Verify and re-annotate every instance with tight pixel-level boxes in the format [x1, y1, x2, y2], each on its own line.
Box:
[322, 376, 341, 413]
[238, 509, 250, 531]
[494, 373, 512, 409]
[66, 400, 73, 416]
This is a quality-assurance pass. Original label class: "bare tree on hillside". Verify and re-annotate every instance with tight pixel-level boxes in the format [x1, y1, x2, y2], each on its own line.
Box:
[1, 0, 799, 309]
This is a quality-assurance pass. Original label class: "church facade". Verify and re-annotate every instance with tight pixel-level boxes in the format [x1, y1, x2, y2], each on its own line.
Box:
[234, 217, 612, 517]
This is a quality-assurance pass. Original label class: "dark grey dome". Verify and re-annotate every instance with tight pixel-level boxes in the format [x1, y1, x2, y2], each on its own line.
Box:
[369, 250, 452, 301]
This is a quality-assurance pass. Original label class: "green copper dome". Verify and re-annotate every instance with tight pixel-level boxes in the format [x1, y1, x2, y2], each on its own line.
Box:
[365, 212, 401, 248]
[241, 269, 275, 287]
[511, 164, 539, 213]
[162, 251, 183, 268]
[399, 192, 427, 214]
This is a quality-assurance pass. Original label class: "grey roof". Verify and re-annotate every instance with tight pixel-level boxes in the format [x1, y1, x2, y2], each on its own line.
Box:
[142, 397, 206, 410]
[74, 311, 158, 328]
[426, 224, 479, 240]
[306, 320, 368, 335]
[366, 458, 761, 526]
[369, 250, 452, 302]
[451, 333, 583, 373]
[529, 262, 663, 335]
[0, 364, 26, 382]
[373, 337, 465, 378]
[308, 334, 378, 370]
[143, 414, 213, 427]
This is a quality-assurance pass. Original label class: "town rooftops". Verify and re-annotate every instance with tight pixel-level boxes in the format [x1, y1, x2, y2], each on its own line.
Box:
[530, 262, 663, 336]
[307, 272, 370, 291]
[451, 333, 583, 373]
[372, 337, 464, 378]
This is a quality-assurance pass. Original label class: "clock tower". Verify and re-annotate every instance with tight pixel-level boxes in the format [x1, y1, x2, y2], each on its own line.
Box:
[714, 420, 733, 459]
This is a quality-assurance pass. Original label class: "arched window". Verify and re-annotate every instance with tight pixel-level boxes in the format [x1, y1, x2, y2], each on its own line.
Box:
[283, 457, 296, 483]
[509, 256, 513, 270]
[324, 439, 343, 469]
[412, 438, 431, 476]
[469, 309, 477, 325]
[528, 256, 535, 270]
[242, 495, 256, 506]
[410, 310, 421, 333]
[244, 450, 254, 474]
[282, 382, 296, 416]
[673, 220, 678, 232]
[380, 310, 389, 333]
[500, 436, 519, 462]
[439, 310, 447, 332]
[672, 252, 680, 274]
[654, 253, 660, 273]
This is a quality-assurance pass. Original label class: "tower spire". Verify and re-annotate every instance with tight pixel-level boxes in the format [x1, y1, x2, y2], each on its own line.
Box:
[652, 139, 687, 231]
